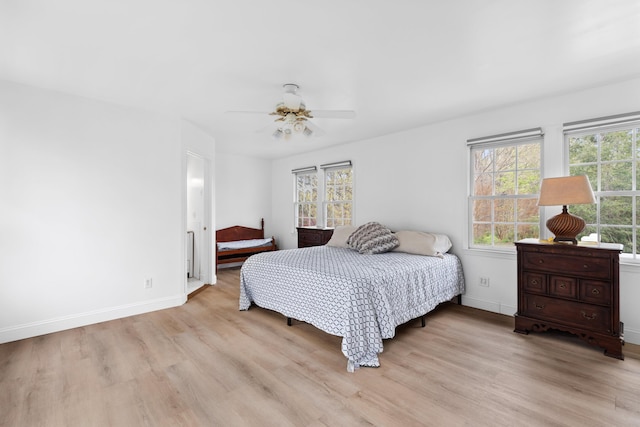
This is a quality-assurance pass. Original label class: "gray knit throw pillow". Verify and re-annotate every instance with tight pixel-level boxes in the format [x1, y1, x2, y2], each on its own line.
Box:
[347, 222, 399, 254]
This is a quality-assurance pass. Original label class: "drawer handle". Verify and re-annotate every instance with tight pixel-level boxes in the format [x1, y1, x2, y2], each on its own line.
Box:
[534, 303, 545, 310]
[559, 283, 566, 289]
[592, 288, 600, 295]
[581, 311, 597, 321]
[538, 259, 544, 264]
[531, 279, 539, 285]
[583, 264, 589, 269]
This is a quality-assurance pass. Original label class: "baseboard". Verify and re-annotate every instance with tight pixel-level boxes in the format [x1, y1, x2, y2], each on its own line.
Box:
[462, 296, 516, 317]
[0, 294, 186, 344]
[623, 327, 640, 345]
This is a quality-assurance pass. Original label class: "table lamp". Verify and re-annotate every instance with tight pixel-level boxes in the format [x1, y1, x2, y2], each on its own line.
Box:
[537, 175, 596, 244]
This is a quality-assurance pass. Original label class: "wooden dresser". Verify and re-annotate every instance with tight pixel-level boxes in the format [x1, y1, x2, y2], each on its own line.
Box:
[297, 227, 334, 248]
[514, 238, 624, 359]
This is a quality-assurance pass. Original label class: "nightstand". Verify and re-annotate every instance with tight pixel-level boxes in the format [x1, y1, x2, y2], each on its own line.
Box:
[297, 227, 334, 248]
[514, 238, 624, 359]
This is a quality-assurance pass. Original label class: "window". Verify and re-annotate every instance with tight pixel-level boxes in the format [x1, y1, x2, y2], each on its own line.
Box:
[468, 128, 543, 249]
[323, 164, 353, 227]
[293, 161, 353, 228]
[565, 112, 640, 258]
[293, 166, 318, 227]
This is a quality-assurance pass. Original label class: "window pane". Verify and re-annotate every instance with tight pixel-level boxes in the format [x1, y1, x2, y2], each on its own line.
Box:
[571, 203, 596, 224]
[600, 226, 632, 253]
[517, 224, 539, 240]
[495, 172, 515, 195]
[494, 224, 515, 246]
[517, 170, 540, 195]
[493, 199, 516, 222]
[517, 198, 539, 222]
[473, 223, 492, 245]
[473, 199, 492, 222]
[568, 134, 598, 164]
[600, 196, 632, 225]
[473, 148, 493, 174]
[601, 130, 632, 161]
[494, 199, 514, 222]
[474, 173, 493, 196]
[517, 143, 541, 169]
[495, 146, 516, 171]
[601, 161, 632, 191]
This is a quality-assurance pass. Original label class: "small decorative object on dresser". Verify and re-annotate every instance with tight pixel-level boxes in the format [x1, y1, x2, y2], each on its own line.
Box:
[297, 227, 334, 248]
[514, 238, 624, 359]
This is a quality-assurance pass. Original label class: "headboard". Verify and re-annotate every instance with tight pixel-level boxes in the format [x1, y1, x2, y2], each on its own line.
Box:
[216, 218, 265, 243]
[215, 218, 277, 273]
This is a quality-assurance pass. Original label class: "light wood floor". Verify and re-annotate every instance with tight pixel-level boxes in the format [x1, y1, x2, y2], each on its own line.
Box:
[2, 268, 640, 426]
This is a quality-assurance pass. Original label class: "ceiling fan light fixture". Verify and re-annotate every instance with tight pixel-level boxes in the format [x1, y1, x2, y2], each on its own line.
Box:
[293, 121, 306, 133]
[272, 128, 284, 139]
[303, 126, 313, 137]
[283, 83, 299, 94]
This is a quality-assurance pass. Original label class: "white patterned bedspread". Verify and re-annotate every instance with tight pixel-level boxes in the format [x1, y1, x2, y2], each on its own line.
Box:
[239, 246, 465, 370]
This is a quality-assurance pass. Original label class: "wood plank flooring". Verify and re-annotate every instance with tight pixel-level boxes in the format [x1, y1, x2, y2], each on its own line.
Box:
[2, 267, 640, 426]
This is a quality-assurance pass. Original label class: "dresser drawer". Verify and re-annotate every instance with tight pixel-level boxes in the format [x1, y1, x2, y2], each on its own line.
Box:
[522, 252, 610, 280]
[580, 280, 611, 305]
[522, 294, 611, 333]
[299, 232, 322, 244]
[523, 272, 546, 294]
[549, 275, 577, 299]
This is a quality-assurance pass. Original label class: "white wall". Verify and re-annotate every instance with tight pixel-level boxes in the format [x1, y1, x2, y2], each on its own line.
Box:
[215, 152, 272, 233]
[270, 76, 640, 344]
[0, 80, 189, 343]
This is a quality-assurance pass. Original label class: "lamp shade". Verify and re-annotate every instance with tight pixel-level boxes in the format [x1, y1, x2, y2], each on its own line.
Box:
[538, 175, 596, 244]
[537, 175, 595, 206]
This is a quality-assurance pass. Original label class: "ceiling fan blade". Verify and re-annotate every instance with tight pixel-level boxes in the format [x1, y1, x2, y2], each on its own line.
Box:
[224, 110, 270, 115]
[308, 110, 356, 119]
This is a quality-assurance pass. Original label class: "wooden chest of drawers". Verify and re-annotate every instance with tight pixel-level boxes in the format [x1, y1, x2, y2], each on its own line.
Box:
[297, 227, 334, 248]
[514, 238, 624, 359]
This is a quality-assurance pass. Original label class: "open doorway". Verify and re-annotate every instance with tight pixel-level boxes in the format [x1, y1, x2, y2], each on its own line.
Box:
[186, 152, 211, 295]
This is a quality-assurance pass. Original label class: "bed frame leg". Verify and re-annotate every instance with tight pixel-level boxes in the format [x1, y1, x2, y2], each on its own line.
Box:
[287, 317, 292, 326]
[457, 295, 462, 305]
[421, 316, 425, 328]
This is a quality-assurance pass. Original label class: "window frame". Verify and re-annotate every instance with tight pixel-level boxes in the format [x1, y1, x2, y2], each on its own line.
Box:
[322, 164, 354, 228]
[292, 161, 354, 229]
[293, 167, 318, 228]
[468, 129, 544, 252]
[564, 115, 640, 260]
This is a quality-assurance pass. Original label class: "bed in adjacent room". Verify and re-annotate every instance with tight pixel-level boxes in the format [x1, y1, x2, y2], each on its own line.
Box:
[216, 218, 277, 272]
[239, 222, 465, 372]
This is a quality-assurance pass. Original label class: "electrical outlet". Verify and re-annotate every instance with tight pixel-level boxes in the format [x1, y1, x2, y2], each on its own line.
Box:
[479, 277, 490, 287]
[144, 278, 153, 289]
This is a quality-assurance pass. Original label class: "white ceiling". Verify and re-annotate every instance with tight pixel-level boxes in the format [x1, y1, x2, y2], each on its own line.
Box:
[2, 0, 640, 159]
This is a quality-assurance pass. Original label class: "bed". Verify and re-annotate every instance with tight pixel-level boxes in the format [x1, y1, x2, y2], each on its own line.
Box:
[215, 218, 277, 273]
[239, 229, 465, 371]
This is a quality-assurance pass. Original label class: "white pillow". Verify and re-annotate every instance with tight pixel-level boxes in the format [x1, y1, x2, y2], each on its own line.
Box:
[326, 225, 358, 248]
[392, 230, 452, 258]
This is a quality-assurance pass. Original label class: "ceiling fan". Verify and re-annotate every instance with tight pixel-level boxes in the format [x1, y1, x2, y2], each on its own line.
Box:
[228, 84, 356, 139]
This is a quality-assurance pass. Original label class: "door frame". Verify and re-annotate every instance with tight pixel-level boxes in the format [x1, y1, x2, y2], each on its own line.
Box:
[184, 150, 213, 292]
